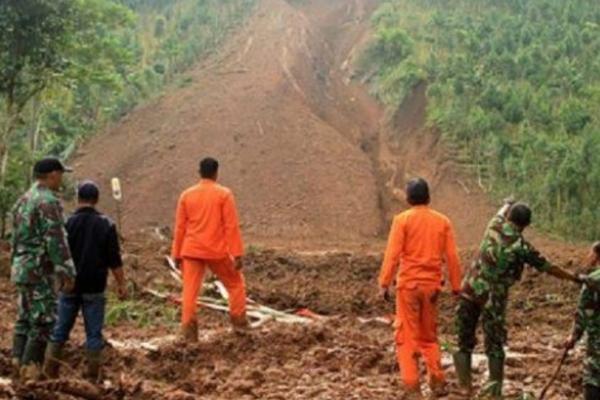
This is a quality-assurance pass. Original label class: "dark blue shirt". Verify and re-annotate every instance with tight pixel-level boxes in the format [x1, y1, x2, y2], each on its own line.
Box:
[66, 207, 122, 294]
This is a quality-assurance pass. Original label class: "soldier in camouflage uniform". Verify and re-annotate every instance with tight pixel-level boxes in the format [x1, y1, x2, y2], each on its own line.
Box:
[452, 200, 581, 398]
[565, 242, 600, 400]
[11, 158, 76, 381]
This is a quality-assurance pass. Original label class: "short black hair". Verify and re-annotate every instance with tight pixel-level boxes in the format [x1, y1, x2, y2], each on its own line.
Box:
[199, 157, 219, 179]
[508, 203, 532, 228]
[406, 178, 430, 206]
[78, 180, 100, 203]
[33, 157, 72, 179]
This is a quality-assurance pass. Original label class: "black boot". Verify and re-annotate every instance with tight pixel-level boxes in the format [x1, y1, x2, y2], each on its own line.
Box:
[11, 333, 27, 378]
[584, 384, 600, 400]
[487, 356, 504, 399]
[42, 342, 64, 379]
[180, 320, 198, 342]
[20, 339, 47, 383]
[453, 351, 472, 396]
[84, 349, 102, 383]
[21, 339, 47, 365]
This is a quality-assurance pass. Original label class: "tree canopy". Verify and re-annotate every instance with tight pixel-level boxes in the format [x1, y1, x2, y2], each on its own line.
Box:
[0, 0, 256, 236]
[363, 0, 600, 240]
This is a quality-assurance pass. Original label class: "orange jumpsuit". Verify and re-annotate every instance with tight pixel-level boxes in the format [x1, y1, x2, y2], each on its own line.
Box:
[171, 179, 246, 327]
[379, 205, 462, 390]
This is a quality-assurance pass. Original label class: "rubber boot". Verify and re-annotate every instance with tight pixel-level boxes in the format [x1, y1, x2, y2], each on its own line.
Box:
[12, 333, 27, 363]
[230, 313, 249, 332]
[84, 349, 102, 383]
[21, 339, 47, 369]
[42, 342, 64, 379]
[429, 377, 449, 399]
[180, 320, 199, 342]
[403, 386, 424, 400]
[584, 384, 600, 400]
[487, 356, 504, 399]
[453, 352, 473, 396]
[11, 357, 21, 382]
[19, 363, 42, 383]
[19, 339, 47, 383]
[11, 334, 27, 380]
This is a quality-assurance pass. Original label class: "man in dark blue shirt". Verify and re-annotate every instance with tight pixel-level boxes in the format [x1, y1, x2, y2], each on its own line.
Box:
[43, 181, 126, 382]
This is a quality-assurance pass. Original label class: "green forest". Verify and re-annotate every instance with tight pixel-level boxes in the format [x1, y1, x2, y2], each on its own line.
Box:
[362, 0, 600, 241]
[0, 0, 255, 236]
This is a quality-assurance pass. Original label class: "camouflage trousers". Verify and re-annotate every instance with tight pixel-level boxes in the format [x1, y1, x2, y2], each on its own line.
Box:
[12, 283, 57, 365]
[584, 337, 600, 388]
[455, 294, 508, 360]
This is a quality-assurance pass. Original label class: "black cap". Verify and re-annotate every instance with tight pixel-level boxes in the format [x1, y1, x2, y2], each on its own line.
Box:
[33, 157, 72, 174]
[78, 180, 100, 201]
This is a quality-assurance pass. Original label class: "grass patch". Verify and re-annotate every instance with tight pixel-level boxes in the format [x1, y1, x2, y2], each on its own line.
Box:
[105, 293, 178, 328]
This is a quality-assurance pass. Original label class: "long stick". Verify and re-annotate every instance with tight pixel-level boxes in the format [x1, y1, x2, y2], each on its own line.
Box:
[143, 288, 309, 324]
[538, 347, 570, 400]
[164, 256, 310, 321]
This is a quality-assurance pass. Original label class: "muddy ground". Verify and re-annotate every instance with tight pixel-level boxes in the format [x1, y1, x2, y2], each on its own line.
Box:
[0, 231, 591, 399]
[0, 0, 594, 398]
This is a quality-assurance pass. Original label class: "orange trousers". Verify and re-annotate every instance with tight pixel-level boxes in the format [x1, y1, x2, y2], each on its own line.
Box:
[395, 284, 444, 389]
[181, 258, 247, 326]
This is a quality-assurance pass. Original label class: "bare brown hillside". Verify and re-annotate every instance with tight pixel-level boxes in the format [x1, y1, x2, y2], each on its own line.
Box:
[72, 0, 496, 250]
[0, 1, 591, 399]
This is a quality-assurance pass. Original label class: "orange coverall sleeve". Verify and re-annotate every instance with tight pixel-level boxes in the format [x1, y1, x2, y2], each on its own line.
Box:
[379, 216, 405, 288]
[171, 194, 188, 260]
[222, 192, 244, 257]
[444, 221, 462, 292]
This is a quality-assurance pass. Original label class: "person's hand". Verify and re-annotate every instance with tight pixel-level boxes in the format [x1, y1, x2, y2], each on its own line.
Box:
[379, 287, 392, 303]
[61, 276, 75, 294]
[503, 195, 516, 206]
[564, 336, 577, 350]
[174, 258, 182, 270]
[576, 273, 589, 286]
[234, 257, 244, 271]
[116, 282, 128, 300]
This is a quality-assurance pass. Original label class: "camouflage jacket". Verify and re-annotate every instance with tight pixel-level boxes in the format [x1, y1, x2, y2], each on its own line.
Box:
[573, 268, 600, 385]
[463, 211, 552, 303]
[10, 182, 75, 286]
[573, 268, 600, 343]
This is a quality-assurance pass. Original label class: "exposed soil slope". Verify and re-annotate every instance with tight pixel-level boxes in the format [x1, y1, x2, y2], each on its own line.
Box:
[72, 0, 496, 249]
[0, 1, 590, 399]
[74, 0, 384, 247]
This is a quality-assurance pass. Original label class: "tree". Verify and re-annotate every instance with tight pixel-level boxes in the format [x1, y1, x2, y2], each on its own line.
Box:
[560, 98, 592, 134]
[364, 0, 600, 240]
[0, 0, 135, 236]
[0, 0, 76, 183]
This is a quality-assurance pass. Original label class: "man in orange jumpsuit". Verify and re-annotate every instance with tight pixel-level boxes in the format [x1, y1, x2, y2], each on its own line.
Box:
[172, 157, 247, 341]
[378, 178, 462, 399]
